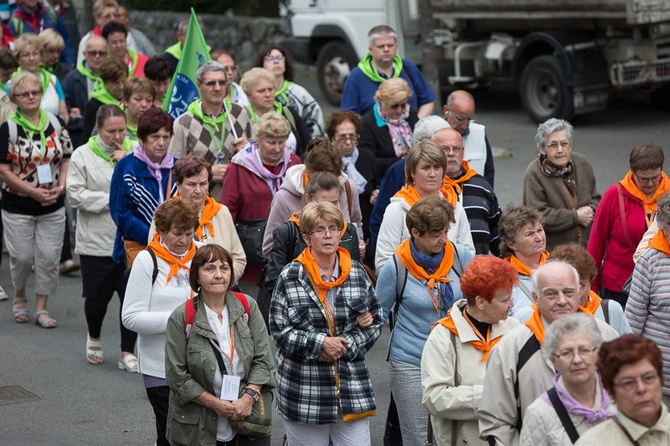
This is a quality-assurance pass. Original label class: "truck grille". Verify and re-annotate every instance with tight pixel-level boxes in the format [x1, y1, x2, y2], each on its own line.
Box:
[610, 59, 670, 86]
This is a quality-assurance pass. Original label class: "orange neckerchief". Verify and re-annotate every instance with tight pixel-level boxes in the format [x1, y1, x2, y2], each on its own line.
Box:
[619, 171, 670, 227]
[441, 177, 460, 206]
[147, 232, 197, 285]
[452, 160, 478, 186]
[197, 196, 222, 240]
[302, 171, 310, 191]
[295, 246, 352, 303]
[524, 303, 594, 344]
[438, 307, 501, 362]
[647, 228, 670, 257]
[396, 238, 454, 314]
[288, 210, 348, 236]
[504, 251, 550, 276]
[584, 290, 602, 314]
[393, 184, 458, 207]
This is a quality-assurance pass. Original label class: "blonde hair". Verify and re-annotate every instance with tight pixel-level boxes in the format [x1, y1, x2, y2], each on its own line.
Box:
[38, 29, 65, 52]
[300, 202, 345, 236]
[404, 139, 446, 185]
[9, 72, 41, 101]
[240, 67, 276, 96]
[14, 34, 42, 59]
[373, 78, 412, 104]
[253, 112, 290, 139]
[93, 0, 119, 18]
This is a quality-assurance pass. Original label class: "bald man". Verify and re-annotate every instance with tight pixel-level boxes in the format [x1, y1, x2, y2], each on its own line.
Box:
[444, 90, 495, 188]
[433, 127, 501, 255]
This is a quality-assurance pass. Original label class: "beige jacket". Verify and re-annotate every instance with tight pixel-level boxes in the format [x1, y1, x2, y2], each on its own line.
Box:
[421, 299, 520, 446]
[575, 404, 670, 446]
[478, 315, 619, 446]
[148, 204, 247, 281]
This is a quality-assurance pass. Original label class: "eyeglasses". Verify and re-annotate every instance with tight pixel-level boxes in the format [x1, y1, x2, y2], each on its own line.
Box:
[309, 226, 340, 237]
[86, 50, 107, 58]
[202, 80, 227, 88]
[634, 172, 662, 184]
[614, 373, 659, 393]
[264, 55, 284, 63]
[19, 51, 40, 59]
[335, 134, 357, 142]
[545, 141, 571, 150]
[442, 145, 463, 153]
[14, 89, 42, 99]
[389, 102, 407, 110]
[552, 347, 598, 361]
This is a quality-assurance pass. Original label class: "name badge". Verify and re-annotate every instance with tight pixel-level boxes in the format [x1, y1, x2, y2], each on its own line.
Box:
[221, 375, 241, 401]
[36, 164, 53, 185]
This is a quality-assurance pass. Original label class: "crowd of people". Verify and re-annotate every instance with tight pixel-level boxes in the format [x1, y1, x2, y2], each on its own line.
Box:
[2, 4, 670, 446]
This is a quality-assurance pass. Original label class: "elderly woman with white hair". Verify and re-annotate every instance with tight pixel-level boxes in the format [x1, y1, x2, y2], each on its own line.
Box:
[520, 313, 615, 446]
[523, 118, 601, 251]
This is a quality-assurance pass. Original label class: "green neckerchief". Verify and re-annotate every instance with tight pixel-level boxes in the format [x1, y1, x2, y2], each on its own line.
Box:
[247, 101, 283, 123]
[76, 61, 99, 82]
[90, 79, 121, 106]
[357, 53, 403, 83]
[164, 42, 182, 60]
[275, 79, 293, 104]
[187, 98, 231, 162]
[41, 63, 54, 73]
[14, 67, 51, 93]
[9, 108, 48, 159]
[87, 135, 133, 166]
[127, 49, 138, 75]
[126, 124, 138, 141]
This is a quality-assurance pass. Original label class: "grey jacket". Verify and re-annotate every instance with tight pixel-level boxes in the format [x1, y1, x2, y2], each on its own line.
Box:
[165, 292, 275, 446]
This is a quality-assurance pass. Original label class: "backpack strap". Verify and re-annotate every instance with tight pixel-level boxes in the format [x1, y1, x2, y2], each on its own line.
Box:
[547, 387, 580, 444]
[344, 180, 353, 218]
[232, 291, 250, 324]
[449, 329, 460, 446]
[184, 294, 198, 342]
[7, 119, 17, 146]
[450, 242, 463, 277]
[46, 111, 62, 139]
[514, 334, 542, 431]
[601, 299, 610, 324]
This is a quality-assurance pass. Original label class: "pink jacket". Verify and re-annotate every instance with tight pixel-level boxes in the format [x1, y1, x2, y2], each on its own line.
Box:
[587, 183, 647, 293]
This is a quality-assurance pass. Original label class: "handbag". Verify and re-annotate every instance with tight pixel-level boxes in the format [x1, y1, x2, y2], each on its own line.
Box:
[235, 219, 267, 265]
[230, 386, 273, 438]
[123, 239, 147, 268]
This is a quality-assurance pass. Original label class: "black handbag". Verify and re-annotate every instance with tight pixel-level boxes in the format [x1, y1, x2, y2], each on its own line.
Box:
[235, 219, 267, 265]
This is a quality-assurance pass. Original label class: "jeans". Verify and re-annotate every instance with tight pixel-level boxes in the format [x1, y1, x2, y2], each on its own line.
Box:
[388, 358, 428, 446]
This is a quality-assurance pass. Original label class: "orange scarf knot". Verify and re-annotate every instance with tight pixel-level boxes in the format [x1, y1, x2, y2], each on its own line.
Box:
[438, 306, 501, 362]
[196, 196, 222, 241]
[452, 160, 478, 186]
[524, 303, 594, 345]
[647, 228, 670, 257]
[147, 232, 197, 285]
[295, 246, 352, 303]
[619, 171, 670, 227]
[393, 184, 458, 208]
[505, 251, 549, 277]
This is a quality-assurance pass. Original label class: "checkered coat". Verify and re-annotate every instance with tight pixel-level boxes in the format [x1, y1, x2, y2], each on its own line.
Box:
[270, 259, 383, 424]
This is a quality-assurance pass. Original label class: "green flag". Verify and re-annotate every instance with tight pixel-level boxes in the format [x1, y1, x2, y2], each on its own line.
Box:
[163, 8, 210, 119]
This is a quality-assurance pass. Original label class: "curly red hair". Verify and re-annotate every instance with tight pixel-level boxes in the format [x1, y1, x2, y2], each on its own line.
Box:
[460, 255, 519, 303]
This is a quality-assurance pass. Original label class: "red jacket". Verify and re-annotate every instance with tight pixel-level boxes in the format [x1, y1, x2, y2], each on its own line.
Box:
[587, 183, 647, 293]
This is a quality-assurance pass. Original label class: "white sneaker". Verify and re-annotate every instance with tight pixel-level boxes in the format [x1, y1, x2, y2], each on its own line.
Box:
[0, 285, 8, 301]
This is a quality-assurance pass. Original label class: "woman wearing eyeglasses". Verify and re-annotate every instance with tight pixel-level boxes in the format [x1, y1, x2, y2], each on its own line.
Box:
[254, 44, 325, 139]
[520, 314, 615, 446]
[574, 335, 670, 446]
[523, 118, 601, 251]
[358, 77, 419, 179]
[588, 143, 670, 308]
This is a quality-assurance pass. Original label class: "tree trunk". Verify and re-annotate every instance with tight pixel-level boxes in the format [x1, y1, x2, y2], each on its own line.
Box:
[418, 0, 442, 107]
[82, 0, 94, 33]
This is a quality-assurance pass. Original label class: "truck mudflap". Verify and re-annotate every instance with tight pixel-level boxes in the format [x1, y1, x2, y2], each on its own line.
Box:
[573, 85, 609, 115]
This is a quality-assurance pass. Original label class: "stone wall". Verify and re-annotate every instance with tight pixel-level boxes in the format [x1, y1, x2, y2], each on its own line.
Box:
[127, 11, 292, 69]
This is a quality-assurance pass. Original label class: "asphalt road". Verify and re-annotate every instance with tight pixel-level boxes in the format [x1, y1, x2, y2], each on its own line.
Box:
[0, 67, 668, 445]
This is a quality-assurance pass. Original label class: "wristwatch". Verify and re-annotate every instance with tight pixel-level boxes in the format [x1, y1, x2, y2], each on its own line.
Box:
[243, 388, 259, 402]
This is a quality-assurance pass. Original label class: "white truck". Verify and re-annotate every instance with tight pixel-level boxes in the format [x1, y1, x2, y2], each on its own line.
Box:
[283, 0, 670, 122]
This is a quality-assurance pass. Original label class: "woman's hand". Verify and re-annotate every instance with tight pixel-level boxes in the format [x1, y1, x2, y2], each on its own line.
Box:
[357, 311, 373, 328]
[112, 142, 129, 162]
[31, 186, 62, 206]
[319, 336, 348, 361]
[370, 188, 379, 205]
[358, 240, 366, 258]
[212, 399, 236, 418]
[211, 164, 227, 182]
[576, 206, 594, 227]
[232, 137, 248, 153]
[69, 107, 81, 119]
[230, 394, 254, 421]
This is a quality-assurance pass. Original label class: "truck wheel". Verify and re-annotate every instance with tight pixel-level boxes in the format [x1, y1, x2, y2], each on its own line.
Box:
[316, 41, 358, 106]
[520, 55, 574, 123]
[650, 84, 670, 110]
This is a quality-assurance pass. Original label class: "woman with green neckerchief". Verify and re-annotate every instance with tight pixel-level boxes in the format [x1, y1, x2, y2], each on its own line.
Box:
[6, 34, 68, 123]
[66, 104, 139, 369]
[0, 72, 73, 329]
[253, 44, 324, 140]
[240, 67, 311, 156]
[122, 76, 154, 141]
[83, 56, 128, 140]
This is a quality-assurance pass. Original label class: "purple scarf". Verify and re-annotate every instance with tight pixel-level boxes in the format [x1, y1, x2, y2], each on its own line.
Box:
[233, 140, 292, 196]
[376, 103, 414, 158]
[133, 145, 175, 202]
[540, 372, 616, 426]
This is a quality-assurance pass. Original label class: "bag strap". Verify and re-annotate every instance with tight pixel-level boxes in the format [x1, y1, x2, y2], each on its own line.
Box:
[46, 112, 62, 139]
[232, 291, 251, 324]
[450, 329, 459, 446]
[184, 294, 198, 342]
[617, 184, 636, 250]
[601, 299, 610, 324]
[450, 242, 463, 277]
[209, 339, 229, 376]
[166, 168, 173, 200]
[517, 279, 533, 300]
[613, 417, 642, 446]
[344, 180, 353, 219]
[514, 334, 542, 431]
[547, 387, 580, 444]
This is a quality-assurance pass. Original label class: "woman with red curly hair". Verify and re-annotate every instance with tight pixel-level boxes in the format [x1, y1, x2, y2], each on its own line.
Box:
[576, 335, 670, 445]
[421, 255, 520, 446]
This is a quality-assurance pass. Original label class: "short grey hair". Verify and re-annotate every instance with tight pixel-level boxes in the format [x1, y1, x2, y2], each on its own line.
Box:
[414, 116, 449, 141]
[240, 67, 276, 96]
[531, 260, 580, 295]
[196, 60, 227, 83]
[367, 25, 398, 47]
[541, 313, 603, 360]
[535, 118, 574, 149]
[656, 194, 670, 229]
[177, 18, 189, 35]
[9, 72, 41, 101]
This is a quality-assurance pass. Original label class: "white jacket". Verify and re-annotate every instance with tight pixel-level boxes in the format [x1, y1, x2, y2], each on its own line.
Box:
[421, 299, 520, 446]
[375, 196, 475, 272]
[463, 123, 488, 177]
[66, 139, 138, 256]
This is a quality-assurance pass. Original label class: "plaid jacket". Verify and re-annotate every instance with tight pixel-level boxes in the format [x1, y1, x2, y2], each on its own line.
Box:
[270, 259, 383, 424]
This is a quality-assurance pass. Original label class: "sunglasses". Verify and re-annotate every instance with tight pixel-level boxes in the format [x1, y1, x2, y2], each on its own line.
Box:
[203, 80, 227, 88]
[389, 102, 408, 110]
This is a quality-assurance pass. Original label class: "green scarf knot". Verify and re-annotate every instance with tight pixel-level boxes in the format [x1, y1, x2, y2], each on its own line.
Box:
[357, 53, 403, 83]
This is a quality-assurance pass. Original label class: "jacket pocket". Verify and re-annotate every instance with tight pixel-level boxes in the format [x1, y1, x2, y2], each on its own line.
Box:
[287, 305, 315, 332]
[168, 410, 202, 446]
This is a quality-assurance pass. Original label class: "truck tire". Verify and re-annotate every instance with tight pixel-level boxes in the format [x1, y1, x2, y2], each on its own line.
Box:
[520, 55, 574, 123]
[316, 41, 358, 106]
